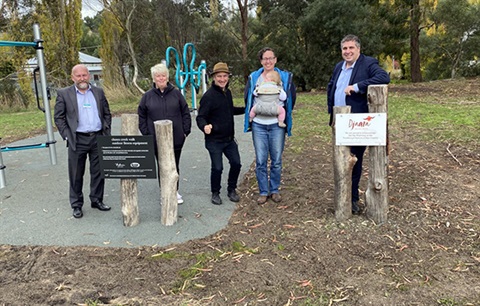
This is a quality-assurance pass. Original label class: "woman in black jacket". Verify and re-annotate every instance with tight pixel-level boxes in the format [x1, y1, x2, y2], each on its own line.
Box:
[138, 63, 191, 204]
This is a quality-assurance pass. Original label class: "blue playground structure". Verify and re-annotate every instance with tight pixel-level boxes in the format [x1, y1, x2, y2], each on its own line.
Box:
[164, 43, 207, 113]
[0, 23, 57, 188]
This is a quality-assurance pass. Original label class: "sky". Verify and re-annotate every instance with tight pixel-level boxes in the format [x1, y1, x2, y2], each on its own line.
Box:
[81, 0, 103, 18]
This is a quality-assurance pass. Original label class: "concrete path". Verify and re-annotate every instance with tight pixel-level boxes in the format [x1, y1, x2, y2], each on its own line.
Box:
[0, 115, 254, 248]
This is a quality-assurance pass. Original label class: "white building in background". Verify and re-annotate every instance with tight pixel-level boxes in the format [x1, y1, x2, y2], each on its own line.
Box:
[26, 51, 103, 87]
[77, 52, 103, 86]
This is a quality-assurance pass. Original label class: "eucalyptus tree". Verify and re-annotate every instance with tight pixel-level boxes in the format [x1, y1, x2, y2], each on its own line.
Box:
[100, 0, 146, 93]
[81, 14, 102, 57]
[98, 0, 213, 91]
[99, 7, 126, 88]
[35, 0, 83, 87]
[2, 0, 81, 104]
[1, 0, 38, 107]
[424, 0, 480, 79]
[251, 0, 311, 87]
[300, 0, 376, 89]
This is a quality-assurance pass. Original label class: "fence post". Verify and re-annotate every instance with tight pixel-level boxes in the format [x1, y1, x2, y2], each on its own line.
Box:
[333, 106, 357, 221]
[365, 85, 389, 223]
[154, 120, 178, 226]
[120, 114, 140, 227]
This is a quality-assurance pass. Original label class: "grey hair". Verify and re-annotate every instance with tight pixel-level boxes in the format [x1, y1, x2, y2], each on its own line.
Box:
[151, 63, 169, 81]
[341, 34, 361, 49]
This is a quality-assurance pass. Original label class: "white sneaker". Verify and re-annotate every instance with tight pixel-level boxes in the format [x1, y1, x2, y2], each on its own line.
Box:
[177, 192, 184, 204]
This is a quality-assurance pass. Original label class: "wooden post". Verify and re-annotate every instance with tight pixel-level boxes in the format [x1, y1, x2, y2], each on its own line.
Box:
[154, 120, 178, 226]
[333, 106, 357, 221]
[120, 114, 140, 227]
[366, 85, 389, 224]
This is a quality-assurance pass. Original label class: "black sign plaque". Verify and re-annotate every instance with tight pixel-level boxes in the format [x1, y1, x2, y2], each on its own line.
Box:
[97, 135, 157, 179]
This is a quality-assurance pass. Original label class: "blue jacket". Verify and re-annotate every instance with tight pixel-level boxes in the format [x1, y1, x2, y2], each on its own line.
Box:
[327, 54, 390, 125]
[244, 67, 296, 136]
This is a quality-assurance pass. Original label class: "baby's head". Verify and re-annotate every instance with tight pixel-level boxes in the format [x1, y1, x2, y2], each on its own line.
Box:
[265, 71, 281, 85]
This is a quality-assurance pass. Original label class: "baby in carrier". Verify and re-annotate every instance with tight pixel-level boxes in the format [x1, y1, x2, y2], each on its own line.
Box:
[249, 70, 287, 127]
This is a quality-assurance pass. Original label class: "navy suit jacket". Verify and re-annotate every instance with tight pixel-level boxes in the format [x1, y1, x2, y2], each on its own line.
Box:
[54, 84, 112, 151]
[327, 54, 390, 125]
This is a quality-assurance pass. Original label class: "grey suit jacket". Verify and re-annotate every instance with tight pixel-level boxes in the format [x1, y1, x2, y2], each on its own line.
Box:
[54, 84, 112, 151]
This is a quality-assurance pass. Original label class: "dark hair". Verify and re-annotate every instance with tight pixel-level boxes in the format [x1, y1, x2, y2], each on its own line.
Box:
[257, 47, 275, 61]
[341, 34, 361, 49]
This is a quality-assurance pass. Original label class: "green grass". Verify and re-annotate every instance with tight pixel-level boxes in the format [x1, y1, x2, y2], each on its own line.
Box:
[286, 92, 479, 152]
[0, 96, 139, 143]
[388, 96, 479, 144]
[0, 109, 49, 142]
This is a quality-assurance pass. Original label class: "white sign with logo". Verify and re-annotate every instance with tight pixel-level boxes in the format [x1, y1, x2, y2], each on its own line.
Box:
[335, 113, 387, 146]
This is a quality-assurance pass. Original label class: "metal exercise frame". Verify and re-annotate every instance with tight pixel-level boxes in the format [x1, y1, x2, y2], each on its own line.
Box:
[0, 23, 57, 188]
[164, 43, 207, 114]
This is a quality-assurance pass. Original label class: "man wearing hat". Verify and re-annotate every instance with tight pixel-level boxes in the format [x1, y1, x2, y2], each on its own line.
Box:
[196, 62, 245, 205]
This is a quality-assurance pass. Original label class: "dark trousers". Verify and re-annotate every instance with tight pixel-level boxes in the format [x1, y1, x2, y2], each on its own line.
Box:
[351, 146, 367, 203]
[68, 133, 104, 208]
[205, 139, 242, 194]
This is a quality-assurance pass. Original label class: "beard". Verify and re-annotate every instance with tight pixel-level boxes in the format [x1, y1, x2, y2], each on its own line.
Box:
[76, 81, 89, 90]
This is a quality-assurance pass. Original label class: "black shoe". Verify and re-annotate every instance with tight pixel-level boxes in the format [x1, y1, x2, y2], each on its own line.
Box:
[227, 190, 240, 202]
[352, 201, 361, 215]
[73, 207, 83, 218]
[211, 192, 222, 205]
[91, 201, 111, 211]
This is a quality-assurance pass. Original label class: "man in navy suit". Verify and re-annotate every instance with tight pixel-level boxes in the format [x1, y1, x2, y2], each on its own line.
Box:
[54, 64, 112, 218]
[327, 34, 390, 214]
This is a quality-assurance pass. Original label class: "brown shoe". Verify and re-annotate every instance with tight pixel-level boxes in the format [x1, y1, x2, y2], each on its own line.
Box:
[257, 196, 268, 204]
[271, 193, 282, 203]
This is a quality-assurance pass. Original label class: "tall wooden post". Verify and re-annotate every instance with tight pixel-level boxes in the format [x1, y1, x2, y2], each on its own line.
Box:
[154, 120, 178, 226]
[333, 106, 357, 221]
[366, 85, 389, 223]
[120, 114, 140, 227]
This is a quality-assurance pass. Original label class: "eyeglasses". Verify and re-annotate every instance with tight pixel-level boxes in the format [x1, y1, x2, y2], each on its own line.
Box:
[261, 57, 276, 62]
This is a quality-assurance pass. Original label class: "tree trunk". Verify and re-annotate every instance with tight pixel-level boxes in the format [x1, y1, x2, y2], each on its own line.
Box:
[451, 40, 464, 79]
[125, 2, 144, 95]
[120, 114, 140, 227]
[365, 85, 389, 224]
[236, 0, 250, 84]
[332, 106, 357, 221]
[154, 120, 178, 226]
[410, 0, 422, 83]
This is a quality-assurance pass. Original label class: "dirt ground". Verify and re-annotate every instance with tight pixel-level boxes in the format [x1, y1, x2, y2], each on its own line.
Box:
[1, 79, 479, 306]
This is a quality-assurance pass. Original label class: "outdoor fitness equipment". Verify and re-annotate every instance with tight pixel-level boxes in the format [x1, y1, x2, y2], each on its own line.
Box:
[0, 23, 57, 188]
[164, 43, 207, 113]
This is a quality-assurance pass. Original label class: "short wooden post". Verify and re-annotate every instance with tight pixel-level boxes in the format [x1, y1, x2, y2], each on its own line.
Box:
[366, 85, 389, 223]
[154, 120, 178, 226]
[333, 106, 357, 221]
[120, 114, 140, 227]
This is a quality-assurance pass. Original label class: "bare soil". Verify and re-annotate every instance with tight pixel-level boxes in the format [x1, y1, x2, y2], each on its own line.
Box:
[1, 79, 479, 306]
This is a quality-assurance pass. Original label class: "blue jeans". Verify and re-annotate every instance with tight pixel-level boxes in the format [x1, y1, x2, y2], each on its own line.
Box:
[251, 122, 286, 196]
[205, 139, 242, 193]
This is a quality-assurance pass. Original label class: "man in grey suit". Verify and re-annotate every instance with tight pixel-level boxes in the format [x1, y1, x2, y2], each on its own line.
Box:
[54, 64, 112, 218]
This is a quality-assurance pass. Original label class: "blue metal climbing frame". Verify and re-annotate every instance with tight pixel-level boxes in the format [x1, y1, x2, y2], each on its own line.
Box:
[165, 43, 207, 113]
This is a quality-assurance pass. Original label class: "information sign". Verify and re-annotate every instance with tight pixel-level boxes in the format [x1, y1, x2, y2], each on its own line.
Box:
[335, 113, 387, 146]
[97, 135, 157, 179]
